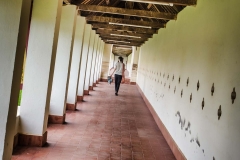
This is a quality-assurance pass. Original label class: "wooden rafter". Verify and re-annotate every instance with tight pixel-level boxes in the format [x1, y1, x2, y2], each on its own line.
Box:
[96, 29, 152, 38]
[100, 35, 148, 42]
[102, 37, 146, 43]
[105, 41, 142, 47]
[92, 23, 157, 34]
[78, 4, 176, 20]
[86, 16, 165, 28]
[120, 0, 197, 6]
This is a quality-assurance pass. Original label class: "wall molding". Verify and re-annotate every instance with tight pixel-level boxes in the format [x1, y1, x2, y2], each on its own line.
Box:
[136, 84, 186, 160]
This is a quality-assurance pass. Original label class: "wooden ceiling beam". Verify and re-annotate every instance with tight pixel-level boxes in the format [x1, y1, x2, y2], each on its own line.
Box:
[105, 41, 142, 47]
[120, 0, 197, 6]
[86, 16, 165, 28]
[100, 34, 147, 41]
[96, 29, 152, 38]
[92, 23, 157, 34]
[100, 36, 147, 43]
[103, 38, 145, 44]
[78, 4, 176, 20]
[104, 40, 145, 46]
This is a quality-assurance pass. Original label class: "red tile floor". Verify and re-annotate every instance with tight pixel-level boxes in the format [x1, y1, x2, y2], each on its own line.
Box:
[12, 82, 176, 160]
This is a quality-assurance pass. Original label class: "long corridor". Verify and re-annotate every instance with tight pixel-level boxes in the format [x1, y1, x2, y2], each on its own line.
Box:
[12, 82, 175, 160]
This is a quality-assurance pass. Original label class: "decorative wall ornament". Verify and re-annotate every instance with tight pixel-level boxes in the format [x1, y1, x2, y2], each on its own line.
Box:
[172, 75, 174, 81]
[187, 77, 189, 86]
[231, 87, 236, 104]
[167, 74, 169, 79]
[197, 80, 200, 91]
[190, 93, 192, 103]
[174, 86, 176, 93]
[202, 98, 205, 110]
[181, 89, 183, 98]
[218, 105, 222, 120]
[179, 77, 181, 83]
[211, 83, 214, 96]
[169, 85, 170, 89]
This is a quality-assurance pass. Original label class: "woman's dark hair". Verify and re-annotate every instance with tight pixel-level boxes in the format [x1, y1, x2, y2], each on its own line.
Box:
[118, 56, 123, 63]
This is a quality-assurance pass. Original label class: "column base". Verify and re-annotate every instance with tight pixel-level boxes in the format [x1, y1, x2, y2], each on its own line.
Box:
[93, 83, 96, 87]
[77, 96, 84, 102]
[66, 103, 76, 111]
[48, 113, 66, 124]
[13, 133, 19, 149]
[84, 90, 89, 95]
[89, 86, 93, 91]
[130, 82, 136, 85]
[18, 131, 47, 147]
[96, 80, 99, 84]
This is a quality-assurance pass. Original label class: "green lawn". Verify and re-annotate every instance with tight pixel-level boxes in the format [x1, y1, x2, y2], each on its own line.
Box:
[18, 90, 22, 106]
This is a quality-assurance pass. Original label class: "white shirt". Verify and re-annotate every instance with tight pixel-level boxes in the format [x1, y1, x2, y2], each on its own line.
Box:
[115, 62, 124, 75]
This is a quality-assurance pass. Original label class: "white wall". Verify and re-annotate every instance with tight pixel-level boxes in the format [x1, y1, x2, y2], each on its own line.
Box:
[137, 0, 240, 160]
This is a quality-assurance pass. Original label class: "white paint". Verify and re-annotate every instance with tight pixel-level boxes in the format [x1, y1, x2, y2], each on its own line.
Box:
[108, 46, 115, 74]
[84, 31, 97, 91]
[77, 24, 91, 96]
[98, 42, 105, 79]
[98, 41, 104, 79]
[100, 44, 112, 79]
[0, 0, 31, 159]
[93, 38, 101, 83]
[137, 0, 240, 159]
[20, 0, 62, 135]
[127, 53, 132, 77]
[89, 36, 100, 87]
[67, 16, 85, 104]
[130, 47, 140, 83]
[50, 5, 77, 116]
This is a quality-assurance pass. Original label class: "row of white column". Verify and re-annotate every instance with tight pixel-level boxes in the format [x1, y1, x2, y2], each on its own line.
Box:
[0, 0, 104, 159]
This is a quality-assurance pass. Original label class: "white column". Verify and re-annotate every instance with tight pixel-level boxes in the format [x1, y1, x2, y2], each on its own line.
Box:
[83, 30, 96, 95]
[98, 41, 104, 81]
[100, 43, 111, 81]
[19, 0, 62, 146]
[77, 24, 91, 100]
[66, 16, 85, 108]
[94, 39, 101, 84]
[89, 36, 100, 89]
[130, 46, 140, 85]
[49, 5, 77, 122]
[0, 0, 31, 159]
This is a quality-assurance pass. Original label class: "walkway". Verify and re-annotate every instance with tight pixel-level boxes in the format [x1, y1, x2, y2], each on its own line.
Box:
[12, 82, 175, 160]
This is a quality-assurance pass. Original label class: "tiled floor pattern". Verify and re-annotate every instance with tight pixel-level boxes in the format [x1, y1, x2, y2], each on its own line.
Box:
[12, 82, 176, 160]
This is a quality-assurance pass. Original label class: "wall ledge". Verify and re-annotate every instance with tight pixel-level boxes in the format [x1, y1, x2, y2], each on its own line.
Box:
[136, 83, 186, 160]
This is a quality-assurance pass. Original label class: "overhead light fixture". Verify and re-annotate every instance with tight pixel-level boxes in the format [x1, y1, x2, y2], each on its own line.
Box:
[121, 0, 173, 6]
[107, 40, 130, 43]
[110, 34, 141, 39]
[109, 22, 151, 29]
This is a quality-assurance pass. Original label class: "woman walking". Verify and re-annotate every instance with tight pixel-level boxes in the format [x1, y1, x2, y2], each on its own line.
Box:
[110, 56, 125, 96]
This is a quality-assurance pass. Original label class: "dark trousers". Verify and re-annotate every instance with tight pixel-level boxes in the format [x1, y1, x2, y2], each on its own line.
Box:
[114, 74, 122, 93]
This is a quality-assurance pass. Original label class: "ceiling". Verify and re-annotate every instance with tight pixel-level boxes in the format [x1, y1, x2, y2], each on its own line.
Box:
[64, 0, 197, 56]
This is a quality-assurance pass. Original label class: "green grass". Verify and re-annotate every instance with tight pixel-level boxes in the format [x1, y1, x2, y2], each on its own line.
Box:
[18, 90, 22, 106]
